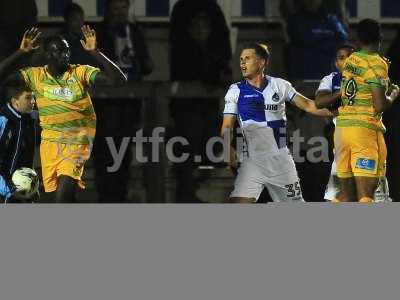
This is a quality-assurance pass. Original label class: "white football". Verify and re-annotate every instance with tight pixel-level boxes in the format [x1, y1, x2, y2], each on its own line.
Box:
[11, 167, 39, 200]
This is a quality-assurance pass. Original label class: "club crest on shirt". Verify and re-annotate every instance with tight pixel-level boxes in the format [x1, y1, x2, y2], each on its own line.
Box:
[66, 78, 76, 84]
[272, 93, 280, 102]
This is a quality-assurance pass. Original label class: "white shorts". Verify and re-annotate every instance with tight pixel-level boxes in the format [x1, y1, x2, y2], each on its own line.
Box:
[230, 150, 304, 202]
[324, 159, 391, 202]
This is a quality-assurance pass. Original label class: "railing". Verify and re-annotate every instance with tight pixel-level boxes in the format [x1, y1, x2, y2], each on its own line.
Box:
[91, 82, 227, 203]
[90, 80, 320, 203]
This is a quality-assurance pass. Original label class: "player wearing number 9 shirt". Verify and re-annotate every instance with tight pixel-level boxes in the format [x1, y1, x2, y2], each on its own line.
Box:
[220, 43, 332, 203]
[335, 19, 400, 202]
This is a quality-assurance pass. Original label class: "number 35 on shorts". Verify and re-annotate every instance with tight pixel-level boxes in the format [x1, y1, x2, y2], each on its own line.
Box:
[285, 181, 302, 199]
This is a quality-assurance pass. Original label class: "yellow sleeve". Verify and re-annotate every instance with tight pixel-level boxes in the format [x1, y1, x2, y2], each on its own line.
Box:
[364, 59, 389, 88]
[75, 65, 100, 87]
[19, 67, 37, 91]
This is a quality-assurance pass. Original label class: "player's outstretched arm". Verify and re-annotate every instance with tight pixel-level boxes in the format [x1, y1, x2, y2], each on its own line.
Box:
[0, 27, 41, 83]
[292, 93, 333, 117]
[80, 25, 127, 86]
[315, 90, 341, 109]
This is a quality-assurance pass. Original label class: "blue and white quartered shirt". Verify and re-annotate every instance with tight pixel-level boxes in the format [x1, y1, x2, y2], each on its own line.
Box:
[317, 71, 342, 94]
[316, 71, 342, 125]
[223, 76, 298, 158]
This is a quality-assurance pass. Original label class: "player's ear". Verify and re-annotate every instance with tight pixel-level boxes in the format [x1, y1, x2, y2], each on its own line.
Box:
[10, 97, 18, 108]
[262, 58, 268, 70]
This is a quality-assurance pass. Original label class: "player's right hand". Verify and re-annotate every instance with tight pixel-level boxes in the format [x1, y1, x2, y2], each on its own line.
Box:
[20, 27, 41, 53]
[388, 84, 400, 102]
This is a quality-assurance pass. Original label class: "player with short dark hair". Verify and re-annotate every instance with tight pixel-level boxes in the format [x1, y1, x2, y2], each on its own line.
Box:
[0, 26, 127, 202]
[316, 43, 392, 202]
[241, 43, 270, 62]
[357, 18, 383, 46]
[316, 44, 354, 202]
[221, 43, 332, 203]
[335, 19, 399, 202]
[0, 83, 37, 202]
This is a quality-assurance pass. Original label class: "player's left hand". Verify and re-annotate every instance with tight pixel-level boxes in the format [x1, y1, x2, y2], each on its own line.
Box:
[80, 25, 97, 52]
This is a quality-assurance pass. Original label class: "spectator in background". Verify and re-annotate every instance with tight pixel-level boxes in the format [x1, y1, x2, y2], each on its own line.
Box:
[323, 0, 349, 29]
[93, 0, 153, 203]
[170, 0, 232, 203]
[281, 0, 348, 80]
[384, 27, 400, 202]
[60, 2, 98, 66]
[0, 0, 37, 60]
[0, 0, 38, 101]
[280, 0, 348, 29]
[97, 0, 153, 81]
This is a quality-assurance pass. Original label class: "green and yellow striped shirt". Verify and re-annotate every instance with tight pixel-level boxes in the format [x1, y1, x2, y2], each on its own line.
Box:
[338, 50, 390, 132]
[20, 64, 99, 144]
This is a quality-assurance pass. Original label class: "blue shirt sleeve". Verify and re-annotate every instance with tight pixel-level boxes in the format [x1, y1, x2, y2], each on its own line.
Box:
[0, 175, 13, 201]
[0, 116, 13, 201]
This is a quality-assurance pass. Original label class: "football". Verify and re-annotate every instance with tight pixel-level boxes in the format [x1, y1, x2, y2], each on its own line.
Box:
[11, 167, 39, 200]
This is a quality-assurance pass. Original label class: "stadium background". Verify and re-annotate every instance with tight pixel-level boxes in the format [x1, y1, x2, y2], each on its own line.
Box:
[36, 0, 383, 20]
[35, 0, 400, 82]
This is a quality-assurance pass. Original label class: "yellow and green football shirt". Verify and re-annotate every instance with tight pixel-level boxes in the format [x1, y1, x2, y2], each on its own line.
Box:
[338, 50, 390, 132]
[20, 64, 100, 144]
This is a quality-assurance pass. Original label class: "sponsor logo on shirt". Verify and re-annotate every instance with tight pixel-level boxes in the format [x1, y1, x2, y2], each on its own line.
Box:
[265, 104, 278, 111]
[244, 94, 259, 98]
[52, 87, 73, 100]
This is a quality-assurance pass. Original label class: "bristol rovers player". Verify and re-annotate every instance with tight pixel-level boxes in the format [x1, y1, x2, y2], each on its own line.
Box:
[221, 43, 332, 203]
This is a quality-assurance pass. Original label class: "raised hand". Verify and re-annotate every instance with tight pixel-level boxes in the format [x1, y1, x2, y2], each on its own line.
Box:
[20, 27, 41, 53]
[80, 25, 97, 52]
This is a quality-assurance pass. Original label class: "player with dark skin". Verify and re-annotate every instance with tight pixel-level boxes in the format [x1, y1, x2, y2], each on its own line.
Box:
[333, 20, 399, 202]
[0, 26, 127, 202]
[315, 45, 355, 110]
